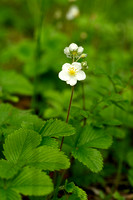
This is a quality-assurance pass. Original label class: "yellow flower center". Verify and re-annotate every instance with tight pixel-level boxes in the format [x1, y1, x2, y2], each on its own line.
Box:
[68, 67, 76, 76]
[72, 51, 77, 56]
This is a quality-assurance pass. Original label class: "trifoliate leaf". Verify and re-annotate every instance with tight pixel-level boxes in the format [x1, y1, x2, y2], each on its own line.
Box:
[27, 146, 70, 171]
[11, 167, 53, 196]
[76, 125, 112, 149]
[40, 119, 75, 137]
[3, 128, 41, 164]
[0, 160, 20, 179]
[72, 147, 103, 173]
[0, 188, 21, 200]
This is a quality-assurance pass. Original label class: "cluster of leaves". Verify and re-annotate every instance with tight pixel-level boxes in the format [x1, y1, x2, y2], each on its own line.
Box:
[0, 103, 113, 199]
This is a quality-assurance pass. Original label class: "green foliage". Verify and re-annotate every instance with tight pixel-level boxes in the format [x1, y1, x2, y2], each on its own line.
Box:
[0, 188, 22, 200]
[27, 146, 70, 171]
[3, 128, 41, 164]
[64, 180, 88, 200]
[40, 119, 75, 137]
[0, 160, 20, 179]
[0, 167, 53, 199]
[0, 69, 33, 97]
[75, 125, 112, 149]
[11, 167, 53, 196]
[2, 128, 70, 171]
[64, 125, 112, 172]
[40, 137, 58, 148]
[72, 147, 103, 173]
[0, 103, 43, 137]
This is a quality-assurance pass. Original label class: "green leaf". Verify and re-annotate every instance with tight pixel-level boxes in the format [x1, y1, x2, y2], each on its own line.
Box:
[74, 186, 88, 200]
[65, 181, 75, 193]
[11, 167, 53, 196]
[27, 146, 70, 171]
[3, 128, 41, 164]
[71, 106, 89, 118]
[0, 103, 12, 125]
[0, 160, 20, 179]
[65, 181, 87, 200]
[40, 137, 58, 148]
[40, 119, 75, 137]
[0, 103, 43, 137]
[107, 127, 126, 139]
[76, 125, 112, 149]
[72, 147, 103, 173]
[0, 69, 33, 95]
[0, 188, 21, 200]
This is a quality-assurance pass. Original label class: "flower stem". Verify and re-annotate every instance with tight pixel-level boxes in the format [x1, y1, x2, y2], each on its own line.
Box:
[60, 86, 74, 151]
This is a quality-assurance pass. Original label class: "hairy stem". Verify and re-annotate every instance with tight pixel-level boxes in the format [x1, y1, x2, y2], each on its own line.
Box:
[60, 86, 74, 151]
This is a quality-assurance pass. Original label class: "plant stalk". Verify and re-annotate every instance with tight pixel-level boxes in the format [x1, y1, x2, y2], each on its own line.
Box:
[60, 86, 74, 151]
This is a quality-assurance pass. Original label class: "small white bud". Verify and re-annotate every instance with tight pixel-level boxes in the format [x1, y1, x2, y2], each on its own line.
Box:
[81, 53, 87, 58]
[69, 43, 78, 52]
[64, 47, 70, 55]
[77, 46, 84, 55]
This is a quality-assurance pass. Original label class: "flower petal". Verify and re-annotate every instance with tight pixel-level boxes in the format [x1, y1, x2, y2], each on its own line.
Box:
[72, 62, 82, 71]
[76, 70, 86, 80]
[67, 78, 77, 86]
[62, 63, 71, 71]
[58, 71, 70, 81]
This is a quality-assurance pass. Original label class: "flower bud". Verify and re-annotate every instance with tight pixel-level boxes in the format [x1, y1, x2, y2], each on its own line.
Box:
[64, 47, 70, 55]
[69, 43, 78, 52]
[77, 46, 84, 55]
[81, 61, 88, 69]
[81, 53, 87, 58]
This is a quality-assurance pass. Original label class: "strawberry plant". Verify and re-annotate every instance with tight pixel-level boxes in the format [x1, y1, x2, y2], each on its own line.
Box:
[0, 0, 133, 199]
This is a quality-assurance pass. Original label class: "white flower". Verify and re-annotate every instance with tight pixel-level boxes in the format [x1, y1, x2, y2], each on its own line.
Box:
[58, 62, 86, 86]
[66, 5, 80, 20]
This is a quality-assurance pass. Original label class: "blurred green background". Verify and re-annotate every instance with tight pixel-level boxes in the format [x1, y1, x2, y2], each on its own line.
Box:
[0, 0, 133, 119]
